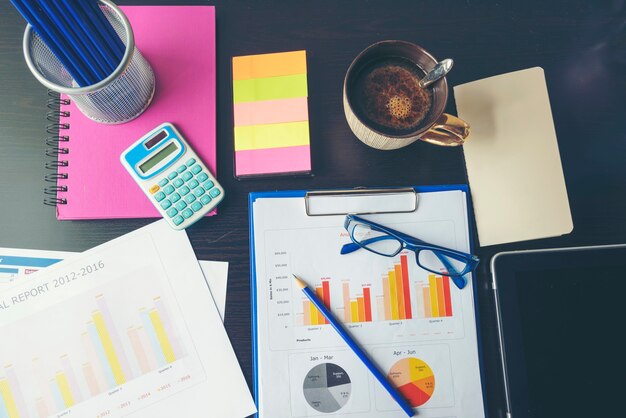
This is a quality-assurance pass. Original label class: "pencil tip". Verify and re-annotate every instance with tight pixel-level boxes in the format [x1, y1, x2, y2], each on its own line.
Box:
[292, 275, 307, 289]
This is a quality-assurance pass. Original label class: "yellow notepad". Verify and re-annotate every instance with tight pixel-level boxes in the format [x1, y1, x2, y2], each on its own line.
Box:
[454, 67, 573, 246]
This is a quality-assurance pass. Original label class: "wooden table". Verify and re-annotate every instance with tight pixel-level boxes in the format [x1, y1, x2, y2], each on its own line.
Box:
[2, 1, 626, 416]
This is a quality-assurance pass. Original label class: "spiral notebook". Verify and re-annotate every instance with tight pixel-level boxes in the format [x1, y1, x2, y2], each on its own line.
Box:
[45, 5, 216, 220]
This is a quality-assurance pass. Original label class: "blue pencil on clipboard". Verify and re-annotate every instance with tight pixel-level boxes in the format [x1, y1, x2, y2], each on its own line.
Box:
[293, 275, 416, 417]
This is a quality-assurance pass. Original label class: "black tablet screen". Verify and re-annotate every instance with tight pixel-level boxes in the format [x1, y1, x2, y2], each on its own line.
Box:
[495, 249, 626, 417]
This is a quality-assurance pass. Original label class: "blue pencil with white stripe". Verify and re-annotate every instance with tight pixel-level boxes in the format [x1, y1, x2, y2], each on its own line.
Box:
[293, 275, 415, 417]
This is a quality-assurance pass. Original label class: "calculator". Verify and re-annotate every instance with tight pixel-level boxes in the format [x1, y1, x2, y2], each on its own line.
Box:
[121, 123, 224, 230]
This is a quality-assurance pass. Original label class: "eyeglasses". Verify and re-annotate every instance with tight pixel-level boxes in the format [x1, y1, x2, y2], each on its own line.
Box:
[340, 214, 479, 289]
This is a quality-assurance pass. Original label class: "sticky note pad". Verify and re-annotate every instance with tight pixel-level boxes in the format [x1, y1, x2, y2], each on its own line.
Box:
[232, 51, 312, 178]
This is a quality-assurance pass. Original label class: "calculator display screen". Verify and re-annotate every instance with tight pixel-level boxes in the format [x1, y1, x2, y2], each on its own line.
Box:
[139, 142, 178, 173]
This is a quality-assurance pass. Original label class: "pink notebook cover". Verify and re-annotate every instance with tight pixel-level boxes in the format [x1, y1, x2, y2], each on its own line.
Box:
[56, 6, 216, 220]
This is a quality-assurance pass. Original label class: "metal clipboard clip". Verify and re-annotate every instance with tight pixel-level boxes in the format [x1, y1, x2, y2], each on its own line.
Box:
[304, 187, 418, 216]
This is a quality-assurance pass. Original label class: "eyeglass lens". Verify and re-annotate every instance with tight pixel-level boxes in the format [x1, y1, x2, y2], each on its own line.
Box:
[351, 223, 402, 256]
[417, 249, 469, 276]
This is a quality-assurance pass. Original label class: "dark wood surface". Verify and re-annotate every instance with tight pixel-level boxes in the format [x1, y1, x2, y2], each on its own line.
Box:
[2, 1, 626, 417]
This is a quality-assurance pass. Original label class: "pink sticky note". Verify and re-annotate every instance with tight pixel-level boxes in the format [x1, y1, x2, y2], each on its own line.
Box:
[235, 146, 311, 177]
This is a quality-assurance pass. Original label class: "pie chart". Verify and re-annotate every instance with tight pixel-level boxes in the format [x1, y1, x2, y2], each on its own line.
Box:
[388, 357, 435, 407]
[303, 363, 352, 413]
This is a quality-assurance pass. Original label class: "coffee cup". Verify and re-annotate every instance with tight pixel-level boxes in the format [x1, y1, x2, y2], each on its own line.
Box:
[343, 40, 470, 150]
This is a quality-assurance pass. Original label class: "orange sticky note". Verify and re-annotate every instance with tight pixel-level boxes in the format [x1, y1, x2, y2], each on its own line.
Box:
[232, 50, 307, 80]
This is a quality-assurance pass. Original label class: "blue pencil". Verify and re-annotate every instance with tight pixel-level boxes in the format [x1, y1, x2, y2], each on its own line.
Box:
[69, 0, 120, 72]
[39, 0, 107, 82]
[293, 275, 415, 417]
[61, 0, 116, 75]
[85, 0, 126, 59]
[11, 0, 90, 86]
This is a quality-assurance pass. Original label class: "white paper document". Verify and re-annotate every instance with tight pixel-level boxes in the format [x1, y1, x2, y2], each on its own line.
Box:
[252, 190, 485, 418]
[0, 250, 229, 323]
[0, 221, 255, 418]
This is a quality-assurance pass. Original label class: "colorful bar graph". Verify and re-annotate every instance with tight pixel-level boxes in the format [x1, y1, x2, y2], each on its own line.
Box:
[92, 310, 126, 385]
[149, 309, 177, 364]
[416, 275, 453, 318]
[0, 378, 19, 418]
[377, 256, 414, 321]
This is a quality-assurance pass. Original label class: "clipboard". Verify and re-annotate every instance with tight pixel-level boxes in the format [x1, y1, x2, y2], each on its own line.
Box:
[248, 185, 486, 418]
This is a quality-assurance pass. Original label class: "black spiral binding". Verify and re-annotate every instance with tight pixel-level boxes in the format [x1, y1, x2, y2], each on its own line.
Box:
[44, 90, 70, 206]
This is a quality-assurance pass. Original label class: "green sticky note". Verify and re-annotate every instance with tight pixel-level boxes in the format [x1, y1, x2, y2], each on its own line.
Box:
[233, 73, 308, 103]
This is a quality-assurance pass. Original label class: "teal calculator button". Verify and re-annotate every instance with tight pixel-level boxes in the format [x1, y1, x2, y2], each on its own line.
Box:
[203, 180, 214, 190]
[173, 178, 184, 188]
[188, 179, 199, 189]
[173, 215, 184, 226]
[209, 188, 221, 198]
[197, 173, 209, 182]
[193, 187, 205, 197]
[160, 199, 172, 210]
[158, 178, 169, 186]
[179, 186, 190, 196]
[184, 194, 196, 204]
[182, 208, 194, 219]
[191, 201, 203, 212]
[154, 191, 166, 202]
[191, 164, 202, 174]
[166, 207, 178, 218]
[186, 158, 196, 167]
[164, 185, 175, 195]
[200, 195, 212, 205]
[176, 165, 187, 174]
[175, 200, 187, 211]
[170, 192, 181, 203]
[167, 172, 178, 180]
[181, 172, 193, 181]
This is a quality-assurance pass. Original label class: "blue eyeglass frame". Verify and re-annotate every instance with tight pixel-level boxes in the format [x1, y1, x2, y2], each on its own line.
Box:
[340, 214, 479, 289]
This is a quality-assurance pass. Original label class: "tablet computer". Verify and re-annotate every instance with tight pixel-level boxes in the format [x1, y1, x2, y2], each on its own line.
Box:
[491, 244, 626, 418]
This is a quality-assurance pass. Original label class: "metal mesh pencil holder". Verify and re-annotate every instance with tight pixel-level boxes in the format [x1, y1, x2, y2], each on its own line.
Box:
[23, 0, 155, 124]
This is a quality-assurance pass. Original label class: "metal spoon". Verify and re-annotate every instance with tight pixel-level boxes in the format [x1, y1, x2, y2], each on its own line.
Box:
[419, 58, 454, 88]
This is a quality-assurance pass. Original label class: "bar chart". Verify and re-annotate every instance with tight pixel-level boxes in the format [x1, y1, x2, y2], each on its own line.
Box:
[0, 269, 204, 418]
[266, 226, 466, 351]
[301, 279, 330, 325]
[414, 274, 453, 318]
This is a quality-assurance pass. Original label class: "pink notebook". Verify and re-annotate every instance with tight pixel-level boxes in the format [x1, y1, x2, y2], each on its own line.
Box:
[52, 6, 216, 220]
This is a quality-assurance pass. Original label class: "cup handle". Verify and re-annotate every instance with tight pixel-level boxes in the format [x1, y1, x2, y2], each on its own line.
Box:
[419, 113, 470, 147]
